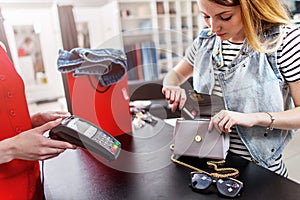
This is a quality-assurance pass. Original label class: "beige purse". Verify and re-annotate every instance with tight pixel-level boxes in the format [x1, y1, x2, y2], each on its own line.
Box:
[173, 118, 230, 160]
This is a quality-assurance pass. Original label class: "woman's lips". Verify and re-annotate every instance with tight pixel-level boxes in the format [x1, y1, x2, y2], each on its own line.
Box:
[216, 33, 226, 37]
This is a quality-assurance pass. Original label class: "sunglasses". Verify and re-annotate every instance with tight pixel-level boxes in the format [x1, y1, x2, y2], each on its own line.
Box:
[190, 172, 243, 198]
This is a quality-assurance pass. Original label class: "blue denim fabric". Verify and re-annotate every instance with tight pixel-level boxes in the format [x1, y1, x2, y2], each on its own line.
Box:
[57, 48, 127, 86]
[192, 27, 295, 168]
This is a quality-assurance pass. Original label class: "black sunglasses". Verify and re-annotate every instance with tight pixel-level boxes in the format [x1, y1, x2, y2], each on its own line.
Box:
[190, 172, 243, 198]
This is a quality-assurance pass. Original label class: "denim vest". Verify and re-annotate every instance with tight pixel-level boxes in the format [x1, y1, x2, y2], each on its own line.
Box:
[57, 48, 127, 86]
[192, 27, 294, 167]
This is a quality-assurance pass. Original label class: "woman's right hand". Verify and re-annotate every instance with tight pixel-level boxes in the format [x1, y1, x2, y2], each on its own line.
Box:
[162, 85, 187, 112]
[1, 118, 76, 164]
[162, 59, 193, 112]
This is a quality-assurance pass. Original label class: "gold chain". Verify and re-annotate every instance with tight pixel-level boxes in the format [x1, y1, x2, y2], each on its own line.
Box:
[170, 145, 239, 178]
[206, 160, 240, 178]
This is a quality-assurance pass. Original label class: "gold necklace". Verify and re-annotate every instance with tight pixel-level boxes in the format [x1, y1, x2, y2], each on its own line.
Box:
[170, 145, 239, 178]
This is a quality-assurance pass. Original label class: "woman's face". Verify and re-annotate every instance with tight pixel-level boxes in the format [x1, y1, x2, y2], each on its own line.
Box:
[198, 0, 245, 42]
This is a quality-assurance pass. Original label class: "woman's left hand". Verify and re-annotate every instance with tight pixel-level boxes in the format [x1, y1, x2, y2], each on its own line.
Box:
[31, 111, 71, 128]
[208, 110, 256, 133]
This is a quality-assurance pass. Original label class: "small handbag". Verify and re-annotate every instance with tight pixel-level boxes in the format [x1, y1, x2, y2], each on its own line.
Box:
[173, 118, 230, 160]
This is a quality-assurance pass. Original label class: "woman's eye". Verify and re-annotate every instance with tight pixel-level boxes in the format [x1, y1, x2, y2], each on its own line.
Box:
[202, 15, 210, 20]
[221, 16, 232, 21]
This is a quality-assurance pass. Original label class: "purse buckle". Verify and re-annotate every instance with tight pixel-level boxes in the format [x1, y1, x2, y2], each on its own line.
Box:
[194, 135, 202, 142]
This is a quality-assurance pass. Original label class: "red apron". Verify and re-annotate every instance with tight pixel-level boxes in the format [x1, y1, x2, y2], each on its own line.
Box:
[0, 47, 43, 200]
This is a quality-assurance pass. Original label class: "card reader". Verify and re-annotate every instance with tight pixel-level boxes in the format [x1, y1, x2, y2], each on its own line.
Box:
[49, 115, 121, 161]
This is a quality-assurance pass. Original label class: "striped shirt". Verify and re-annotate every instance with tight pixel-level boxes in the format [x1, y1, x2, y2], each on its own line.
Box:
[185, 26, 300, 177]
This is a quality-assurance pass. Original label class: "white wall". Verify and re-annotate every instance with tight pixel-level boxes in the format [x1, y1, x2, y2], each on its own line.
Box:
[2, 5, 65, 103]
[73, 1, 123, 49]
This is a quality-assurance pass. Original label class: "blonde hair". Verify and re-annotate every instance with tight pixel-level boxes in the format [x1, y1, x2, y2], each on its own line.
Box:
[208, 0, 292, 53]
[240, 0, 292, 52]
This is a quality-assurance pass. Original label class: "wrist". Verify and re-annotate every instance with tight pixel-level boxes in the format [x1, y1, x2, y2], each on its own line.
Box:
[31, 112, 42, 128]
[0, 138, 15, 163]
[163, 70, 182, 87]
[252, 112, 274, 128]
[265, 112, 275, 134]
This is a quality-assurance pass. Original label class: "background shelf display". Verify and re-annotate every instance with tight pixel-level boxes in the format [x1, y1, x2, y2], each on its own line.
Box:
[116, 0, 205, 82]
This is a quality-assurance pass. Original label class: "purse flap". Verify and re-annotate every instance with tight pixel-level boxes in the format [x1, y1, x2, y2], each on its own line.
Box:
[173, 119, 229, 159]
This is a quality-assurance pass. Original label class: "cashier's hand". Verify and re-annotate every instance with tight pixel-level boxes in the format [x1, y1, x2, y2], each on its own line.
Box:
[162, 86, 187, 112]
[208, 110, 256, 133]
[2, 118, 76, 163]
[31, 111, 71, 128]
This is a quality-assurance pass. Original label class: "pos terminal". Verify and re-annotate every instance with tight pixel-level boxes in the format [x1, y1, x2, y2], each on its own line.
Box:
[49, 115, 121, 161]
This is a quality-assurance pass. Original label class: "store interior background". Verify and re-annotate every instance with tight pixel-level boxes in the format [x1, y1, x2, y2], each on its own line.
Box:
[0, 0, 299, 184]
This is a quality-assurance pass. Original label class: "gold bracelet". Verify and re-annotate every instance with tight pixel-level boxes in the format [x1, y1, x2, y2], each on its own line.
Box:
[265, 112, 275, 134]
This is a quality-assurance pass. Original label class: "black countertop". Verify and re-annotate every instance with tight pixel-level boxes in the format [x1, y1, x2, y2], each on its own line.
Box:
[43, 119, 300, 200]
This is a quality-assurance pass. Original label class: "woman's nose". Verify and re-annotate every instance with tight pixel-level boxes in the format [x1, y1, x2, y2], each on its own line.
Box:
[209, 18, 220, 33]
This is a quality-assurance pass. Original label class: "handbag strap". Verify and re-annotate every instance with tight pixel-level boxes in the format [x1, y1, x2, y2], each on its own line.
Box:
[170, 144, 239, 178]
[88, 75, 111, 93]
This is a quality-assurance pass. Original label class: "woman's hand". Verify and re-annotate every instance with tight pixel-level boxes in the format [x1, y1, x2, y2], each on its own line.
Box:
[1, 118, 76, 163]
[31, 111, 71, 128]
[208, 110, 257, 133]
[162, 86, 187, 112]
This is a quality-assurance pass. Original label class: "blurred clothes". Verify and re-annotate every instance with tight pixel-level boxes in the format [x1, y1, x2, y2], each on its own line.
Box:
[57, 48, 127, 86]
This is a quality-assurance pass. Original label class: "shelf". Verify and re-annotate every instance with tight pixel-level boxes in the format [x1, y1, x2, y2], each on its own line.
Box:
[116, 0, 204, 81]
[122, 29, 154, 37]
[121, 15, 152, 20]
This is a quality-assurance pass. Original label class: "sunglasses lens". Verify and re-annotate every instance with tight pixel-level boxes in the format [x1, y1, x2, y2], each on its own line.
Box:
[216, 178, 242, 197]
[191, 173, 212, 190]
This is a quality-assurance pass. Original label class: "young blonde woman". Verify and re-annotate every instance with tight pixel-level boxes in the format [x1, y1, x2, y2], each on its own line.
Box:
[162, 0, 300, 177]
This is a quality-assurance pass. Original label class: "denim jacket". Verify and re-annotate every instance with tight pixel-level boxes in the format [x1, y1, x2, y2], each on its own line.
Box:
[192, 27, 295, 167]
[57, 48, 127, 86]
